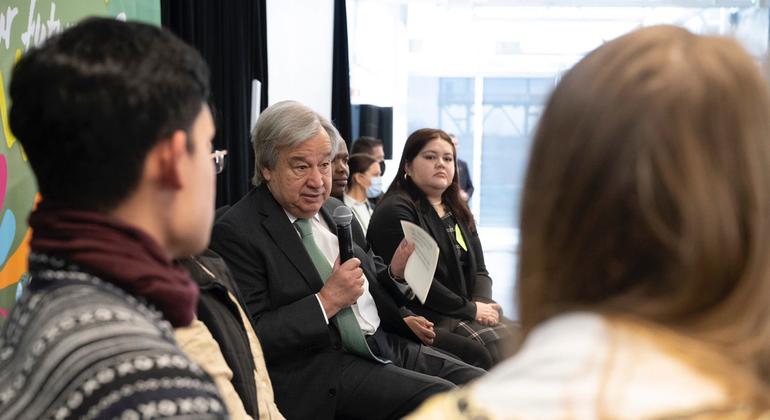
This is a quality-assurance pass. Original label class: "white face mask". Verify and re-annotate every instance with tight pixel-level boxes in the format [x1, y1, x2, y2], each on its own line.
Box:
[367, 176, 383, 198]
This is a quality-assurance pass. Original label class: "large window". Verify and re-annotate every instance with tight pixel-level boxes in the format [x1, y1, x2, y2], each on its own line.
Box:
[480, 77, 549, 228]
[349, 0, 770, 316]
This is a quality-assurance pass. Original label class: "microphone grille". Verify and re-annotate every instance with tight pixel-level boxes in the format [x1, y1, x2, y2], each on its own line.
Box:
[332, 205, 354, 226]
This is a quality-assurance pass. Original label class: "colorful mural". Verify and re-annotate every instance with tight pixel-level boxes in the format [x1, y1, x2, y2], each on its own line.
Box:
[0, 0, 160, 324]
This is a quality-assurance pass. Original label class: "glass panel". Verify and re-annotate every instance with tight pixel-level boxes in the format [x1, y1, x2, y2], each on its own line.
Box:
[480, 79, 552, 229]
[349, 0, 770, 318]
[439, 78, 475, 166]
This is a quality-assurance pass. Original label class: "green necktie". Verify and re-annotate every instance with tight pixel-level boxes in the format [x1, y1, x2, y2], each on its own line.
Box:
[294, 218, 387, 363]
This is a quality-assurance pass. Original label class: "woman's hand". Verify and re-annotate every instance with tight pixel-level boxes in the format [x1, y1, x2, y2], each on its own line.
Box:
[404, 315, 435, 345]
[389, 238, 416, 281]
[475, 302, 501, 326]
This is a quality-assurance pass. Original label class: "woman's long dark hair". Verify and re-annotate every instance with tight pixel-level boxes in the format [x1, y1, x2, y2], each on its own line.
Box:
[384, 128, 475, 231]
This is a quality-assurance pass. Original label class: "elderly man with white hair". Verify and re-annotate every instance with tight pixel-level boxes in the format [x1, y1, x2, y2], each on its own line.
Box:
[211, 100, 484, 420]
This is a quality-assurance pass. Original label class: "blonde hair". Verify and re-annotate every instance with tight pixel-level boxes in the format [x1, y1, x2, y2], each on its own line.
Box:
[518, 25, 770, 405]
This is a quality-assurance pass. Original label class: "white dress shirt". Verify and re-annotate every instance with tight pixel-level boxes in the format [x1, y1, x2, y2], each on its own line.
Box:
[284, 209, 380, 335]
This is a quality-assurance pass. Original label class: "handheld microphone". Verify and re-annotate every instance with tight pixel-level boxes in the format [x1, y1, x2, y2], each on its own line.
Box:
[332, 206, 355, 262]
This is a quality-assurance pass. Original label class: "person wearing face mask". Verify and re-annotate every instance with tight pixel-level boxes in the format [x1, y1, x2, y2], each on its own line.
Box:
[343, 153, 381, 234]
[352, 136, 387, 207]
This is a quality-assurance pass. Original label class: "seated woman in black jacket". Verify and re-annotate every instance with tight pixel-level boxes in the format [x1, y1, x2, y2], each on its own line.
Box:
[368, 128, 518, 368]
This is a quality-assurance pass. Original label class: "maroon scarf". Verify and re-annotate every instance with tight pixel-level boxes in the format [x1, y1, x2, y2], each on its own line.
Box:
[28, 201, 198, 327]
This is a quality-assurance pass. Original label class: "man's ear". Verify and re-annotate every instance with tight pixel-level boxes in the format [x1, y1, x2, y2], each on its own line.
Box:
[152, 130, 188, 189]
[261, 166, 272, 183]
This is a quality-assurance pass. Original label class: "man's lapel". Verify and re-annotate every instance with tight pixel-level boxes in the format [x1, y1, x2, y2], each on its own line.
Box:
[255, 184, 325, 291]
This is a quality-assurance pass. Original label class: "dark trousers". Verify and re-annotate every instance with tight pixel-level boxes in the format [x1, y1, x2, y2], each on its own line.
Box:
[434, 327, 494, 370]
[335, 329, 485, 420]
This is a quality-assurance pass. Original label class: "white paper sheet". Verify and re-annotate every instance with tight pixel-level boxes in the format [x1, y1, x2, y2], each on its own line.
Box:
[400, 220, 439, 304]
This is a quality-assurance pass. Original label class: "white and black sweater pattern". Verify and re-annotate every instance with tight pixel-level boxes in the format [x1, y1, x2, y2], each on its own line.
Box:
[0, 253, 228, 419]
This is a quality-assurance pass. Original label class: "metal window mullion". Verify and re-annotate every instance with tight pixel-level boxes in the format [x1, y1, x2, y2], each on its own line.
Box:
[471, 75, 484, 221]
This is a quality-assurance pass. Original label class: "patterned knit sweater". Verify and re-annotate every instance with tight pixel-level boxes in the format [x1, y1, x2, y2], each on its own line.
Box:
[0, 253, 228, 419]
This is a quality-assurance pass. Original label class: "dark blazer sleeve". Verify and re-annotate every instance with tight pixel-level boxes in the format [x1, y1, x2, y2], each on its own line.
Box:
[326, 197, 416, 317]
[323, 197, 417, 320]
[370, 251, 417, 318]
[366, 196, 416, 264]
[210, 216, 331, 360]
[368, 195, 477, 321]
[352, 243, 418, 339]
[459, 160, 474, 199]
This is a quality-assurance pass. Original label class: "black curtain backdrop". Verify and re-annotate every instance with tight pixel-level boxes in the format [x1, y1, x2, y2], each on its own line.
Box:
[161, 0, 268, 207]
[331, 0, 353, 146]
[351, 104, 393, 159]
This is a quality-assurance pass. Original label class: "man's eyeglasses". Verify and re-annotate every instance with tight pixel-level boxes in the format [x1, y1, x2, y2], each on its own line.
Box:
[212, 150, 228, 174]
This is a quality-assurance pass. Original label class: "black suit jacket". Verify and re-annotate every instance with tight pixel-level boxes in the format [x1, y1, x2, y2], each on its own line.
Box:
[210, 184, 417, 419]
[367, 192, 494, 326]
[457, 159, 474, 199]
[178, 250, 259, 418]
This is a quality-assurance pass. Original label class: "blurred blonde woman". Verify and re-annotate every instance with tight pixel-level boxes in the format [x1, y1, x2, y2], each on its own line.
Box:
[408, 25, 770, 419]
